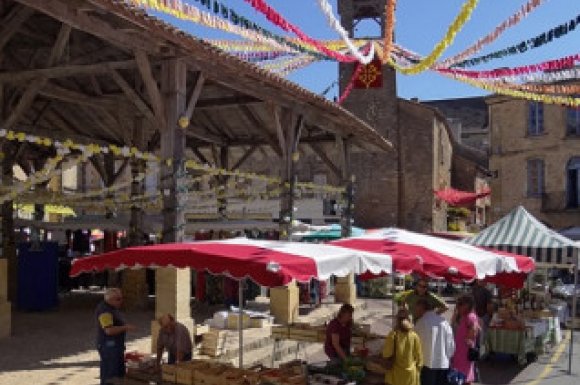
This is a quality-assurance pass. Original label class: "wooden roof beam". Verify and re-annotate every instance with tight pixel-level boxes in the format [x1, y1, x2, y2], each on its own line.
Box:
[38, 82, 120, 109]
[2, 22, 71, 129]
[109, 69, 155, 122]
[16, 0, 163, 54]
[238, 104, 282, 158]
[309, 142, 341, 180]
[195, 96, 262, 109]
[0, 5, 34, 51]
[231, 145, 258, 171]
[0, 59, 138, 84]
[134, 49, 165, 127]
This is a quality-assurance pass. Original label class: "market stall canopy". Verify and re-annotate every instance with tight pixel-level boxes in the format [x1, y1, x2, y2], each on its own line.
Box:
[434, 187, 491, 207]
[69, 238, 393, 287]
[465, 206, 577, 265]
[332, 228, 529, 282]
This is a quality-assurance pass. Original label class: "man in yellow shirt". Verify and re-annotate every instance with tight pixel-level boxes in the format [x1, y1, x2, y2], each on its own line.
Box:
[394, 279, 448, 321]
[95, 288, 136, 385]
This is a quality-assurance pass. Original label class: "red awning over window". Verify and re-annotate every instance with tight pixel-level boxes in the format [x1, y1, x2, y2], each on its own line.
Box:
[434, 187, 491, 206]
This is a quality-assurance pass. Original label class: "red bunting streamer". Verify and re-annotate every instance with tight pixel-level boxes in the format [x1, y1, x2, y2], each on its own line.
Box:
[438, 54, 580, 79]
[338, 63, 364, 104]
[243, 0, 358, 62]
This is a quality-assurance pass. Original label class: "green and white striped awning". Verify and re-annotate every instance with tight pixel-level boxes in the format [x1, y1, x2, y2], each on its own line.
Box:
[465, 206, 577, 265]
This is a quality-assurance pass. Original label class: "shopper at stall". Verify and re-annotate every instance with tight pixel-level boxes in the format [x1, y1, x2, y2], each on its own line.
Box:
[95, 288, 136, 385]
[414, 298, 455, 385]
[156, 313, 193, 365]
[395, 278, 448, 321]
[451, 294, 480, 385]
[324, 304, 354, 362]
[383, 309, 423, 385]
[471, 280, 493, 328]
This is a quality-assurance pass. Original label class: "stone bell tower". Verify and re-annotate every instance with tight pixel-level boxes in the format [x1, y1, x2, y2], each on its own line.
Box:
[338, 0, 401, 228]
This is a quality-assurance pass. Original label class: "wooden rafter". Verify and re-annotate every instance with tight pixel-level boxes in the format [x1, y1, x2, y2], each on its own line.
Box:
[0, 59, 138, 84]
[135, 49, 164, 126]
[0, 5, 34, 51]
[184, 71, 205, 121]
[38, 82, 120, 109]
[231, 145, 258, 171]
[238, 105, 282, 157]
[16, 0, 163, 54]
[2, 22, 71, 129]
[109, 69, 155, 122]
[309, 142, 341, 179]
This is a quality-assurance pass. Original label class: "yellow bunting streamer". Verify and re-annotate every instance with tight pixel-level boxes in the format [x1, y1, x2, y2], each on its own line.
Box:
[388, 0, 480, 74]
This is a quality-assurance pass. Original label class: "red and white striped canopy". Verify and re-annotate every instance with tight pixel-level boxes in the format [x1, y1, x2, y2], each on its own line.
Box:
[332, 228, 532, 282]
[69, 238, 393, 287]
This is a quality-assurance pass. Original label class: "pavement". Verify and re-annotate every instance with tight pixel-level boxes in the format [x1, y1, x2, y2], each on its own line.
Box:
[0, 292, 579, 385]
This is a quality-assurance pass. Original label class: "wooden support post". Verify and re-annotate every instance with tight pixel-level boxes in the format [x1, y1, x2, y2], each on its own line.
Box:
[217, 146, 229, 218]
[275, 108, 303, 240]
[337, 137, 353, 238]
[152, 58, 193, 352]
[123, 116, 148, 310]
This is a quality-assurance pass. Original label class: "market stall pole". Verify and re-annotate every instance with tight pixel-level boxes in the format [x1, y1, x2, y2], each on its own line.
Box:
[569, 251, 578, 375]
[238, 278, 245, 368]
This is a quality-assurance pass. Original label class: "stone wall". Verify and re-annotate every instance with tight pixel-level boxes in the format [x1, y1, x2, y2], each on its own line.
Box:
[488, 96, 580, 228]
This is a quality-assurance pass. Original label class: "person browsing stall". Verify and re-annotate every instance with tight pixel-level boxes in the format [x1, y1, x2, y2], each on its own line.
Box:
[324, 304, 354, 362]
[395, 278, 448, 321]
[156, 314, 193, 366]
[414, 298, 455, 385]
[95, 288, 137, 385]
[383, 309, 423, 385]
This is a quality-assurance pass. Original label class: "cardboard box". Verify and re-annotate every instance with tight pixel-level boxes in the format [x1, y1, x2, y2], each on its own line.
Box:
[162, 364, 178, 382]
[334, 282, 356, 305]
[289, 327, 320, 342]
[270, 283, 299, 325]
[227, 313, 251, 330]
[250, 317, 272, 328]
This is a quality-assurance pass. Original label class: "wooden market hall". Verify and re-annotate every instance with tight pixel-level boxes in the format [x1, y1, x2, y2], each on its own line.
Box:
[0, 0, 391, 339]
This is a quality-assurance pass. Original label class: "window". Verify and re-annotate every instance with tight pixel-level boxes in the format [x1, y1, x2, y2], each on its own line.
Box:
[567, 157, 580, 208]
[528, 102, 544, 136]
[527, 159, 544, 197]
[567, 107, 580, 136]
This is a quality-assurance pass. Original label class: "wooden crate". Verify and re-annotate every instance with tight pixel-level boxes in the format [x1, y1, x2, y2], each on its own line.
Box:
[162, 364, 178, 383]
[289, 327, 321, 342]
[227, 313, 251, 330]
[195, 364, 231, 385]
[176, 361, 211, 385]
[271, 326, 290, 339]
[202, 329, 227, 357]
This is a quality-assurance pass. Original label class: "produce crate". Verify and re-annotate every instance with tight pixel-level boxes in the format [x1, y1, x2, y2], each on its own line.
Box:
[202, 329, 227, 357]
[289, 326, 322, 342]
[271, 326, 290, 339]
[162, 364, 178, 383]
[227, 313, 251, 330]
[175, 361, 211, 385]
[195, 364, 231, 385]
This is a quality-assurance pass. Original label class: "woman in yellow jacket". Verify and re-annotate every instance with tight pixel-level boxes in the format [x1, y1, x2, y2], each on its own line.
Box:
[383, 309, 423, 385]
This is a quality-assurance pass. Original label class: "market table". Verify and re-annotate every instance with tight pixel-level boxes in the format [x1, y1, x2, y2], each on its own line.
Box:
[486, 327, 536, 365]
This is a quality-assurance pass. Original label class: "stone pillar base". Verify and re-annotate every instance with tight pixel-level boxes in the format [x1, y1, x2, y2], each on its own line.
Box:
[151, 317, 195, 354]
[335, 282, 357, 305]
[270, 281, 299, 325]
[122, 270, 148, 310]
[0, 300, 11, 338]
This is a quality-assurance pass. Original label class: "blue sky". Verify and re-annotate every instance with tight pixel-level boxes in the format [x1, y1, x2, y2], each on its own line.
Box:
[159, 0, 580, 101]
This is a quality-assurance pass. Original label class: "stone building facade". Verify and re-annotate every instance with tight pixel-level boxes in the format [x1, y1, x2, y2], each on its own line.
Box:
[488, 95, 580, 229]
[338, 0, 452, 232]
[424, 96, 489, 152]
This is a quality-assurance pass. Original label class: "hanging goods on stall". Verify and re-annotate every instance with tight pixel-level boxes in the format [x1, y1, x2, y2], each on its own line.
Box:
[434, 187, 491, 207]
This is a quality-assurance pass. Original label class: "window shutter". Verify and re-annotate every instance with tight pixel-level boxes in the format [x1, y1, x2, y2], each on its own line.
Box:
[537, 103, 544, 134]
